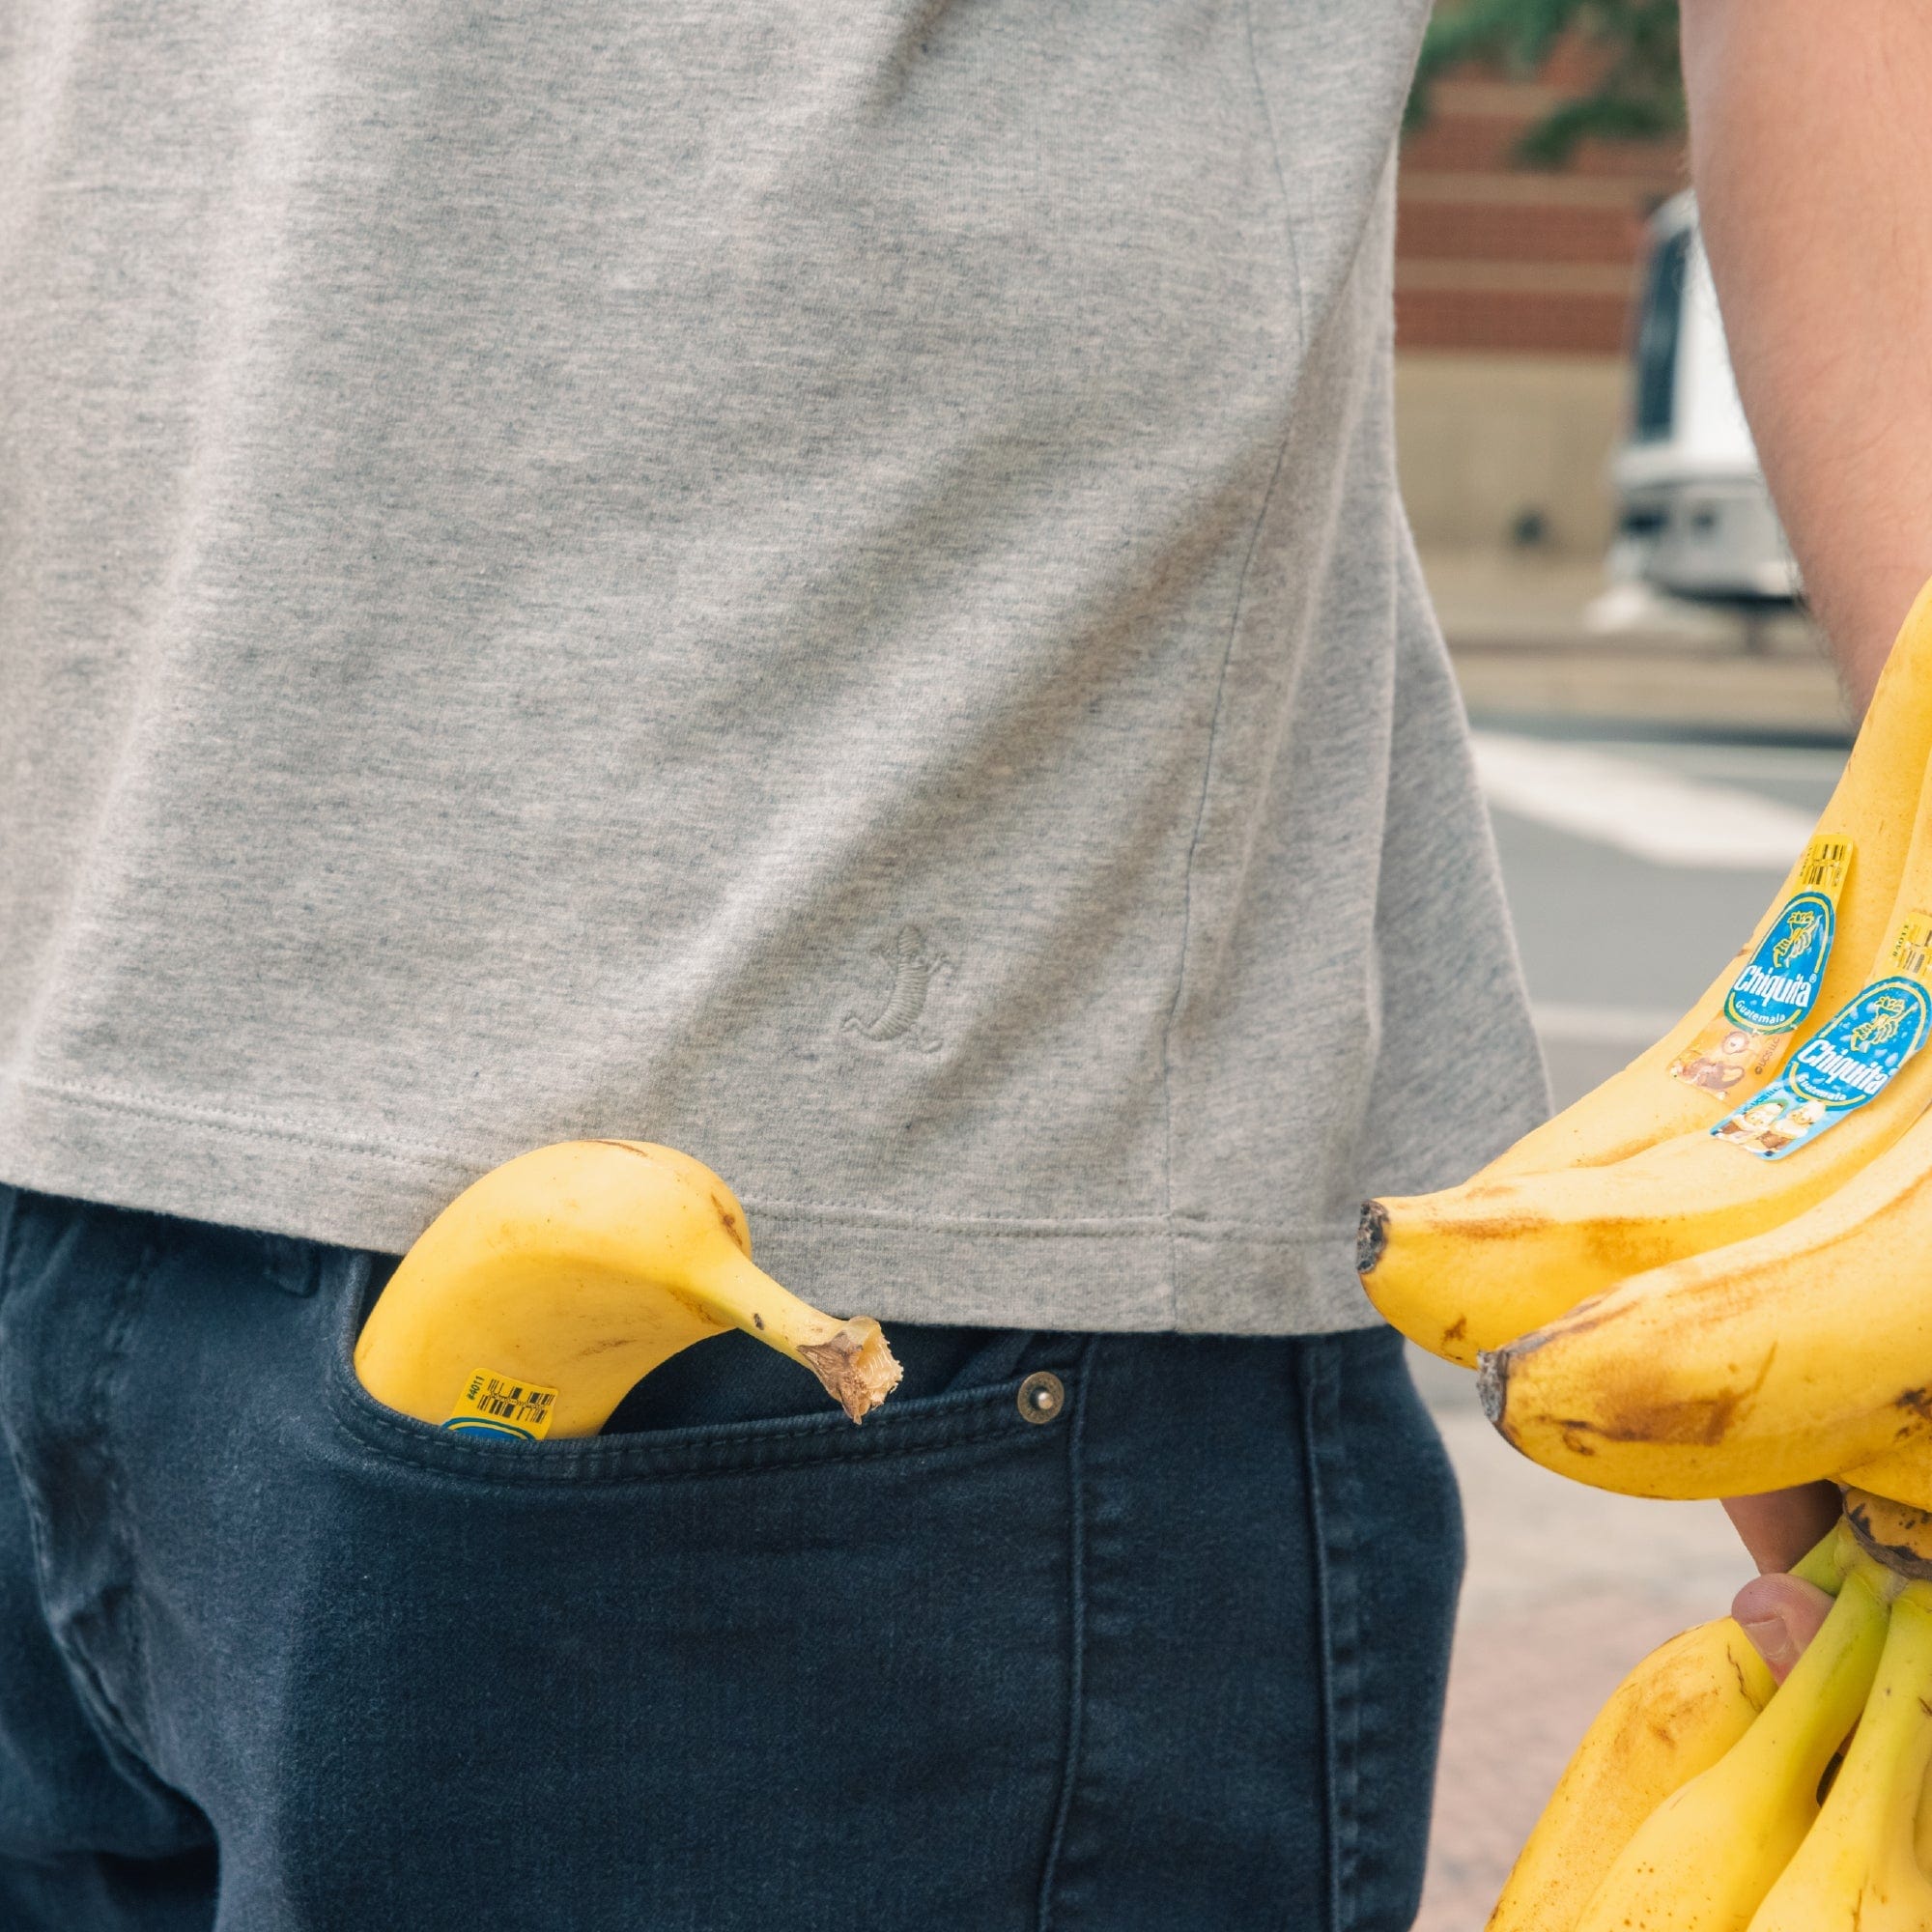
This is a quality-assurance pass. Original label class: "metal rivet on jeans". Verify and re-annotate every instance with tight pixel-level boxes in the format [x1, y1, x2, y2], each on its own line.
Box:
[1016, 1371, 1065, 1424]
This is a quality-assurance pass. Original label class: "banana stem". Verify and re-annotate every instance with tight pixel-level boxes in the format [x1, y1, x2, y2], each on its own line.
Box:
[1793, 1518, 1860, 1593]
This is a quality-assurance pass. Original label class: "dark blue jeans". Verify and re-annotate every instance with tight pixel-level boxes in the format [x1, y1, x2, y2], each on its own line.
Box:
[0, 1182, 1462, 1931]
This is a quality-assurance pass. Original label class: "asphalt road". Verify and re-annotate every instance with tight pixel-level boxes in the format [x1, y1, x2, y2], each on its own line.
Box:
[1484, 727, 1845, 1111]
[1412, 722, 1848, 1931]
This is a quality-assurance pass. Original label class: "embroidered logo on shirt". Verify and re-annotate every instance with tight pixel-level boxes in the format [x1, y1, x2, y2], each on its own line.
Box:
[843, 924, 949, 1053]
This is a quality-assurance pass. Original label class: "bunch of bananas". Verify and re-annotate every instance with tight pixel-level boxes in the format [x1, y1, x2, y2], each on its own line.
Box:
[356, 1139, 902, 1437]
[1362, 579, 1932, 1927]
[1487, 1512, 1932, 1932]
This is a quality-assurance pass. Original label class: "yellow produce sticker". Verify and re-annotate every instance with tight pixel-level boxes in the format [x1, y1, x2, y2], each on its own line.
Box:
[443, 1370, 558, 1441]
[1712, 907, 1932, 1159]
[1669, 835, 1853, 1098]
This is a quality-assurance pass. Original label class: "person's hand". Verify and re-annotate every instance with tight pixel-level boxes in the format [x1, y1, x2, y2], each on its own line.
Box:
[1723, 1483, 1842, 1575]
[1724, 1483, 1842, 1681]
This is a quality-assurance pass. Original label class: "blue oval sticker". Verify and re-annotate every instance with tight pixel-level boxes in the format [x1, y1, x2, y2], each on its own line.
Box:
[1722, 889, 1835, 1035]
[1713, 976, 1932, 1159]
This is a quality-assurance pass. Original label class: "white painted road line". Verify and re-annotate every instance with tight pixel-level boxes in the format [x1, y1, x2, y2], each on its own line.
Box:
[1530, 1001, 1684, 1046]
[1469, 730, 1817, 869]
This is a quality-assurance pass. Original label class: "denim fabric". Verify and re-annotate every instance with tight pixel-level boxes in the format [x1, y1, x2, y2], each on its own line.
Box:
[0, 1183, 1463, 1931]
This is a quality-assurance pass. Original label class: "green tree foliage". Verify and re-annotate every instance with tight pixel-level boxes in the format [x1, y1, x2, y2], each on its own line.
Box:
[1406, 0, 1683, 166]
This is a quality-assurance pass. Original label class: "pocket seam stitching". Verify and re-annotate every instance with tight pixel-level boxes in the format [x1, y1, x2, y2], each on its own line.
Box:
[324, 1251, 1072, 1482]
[329, 1388, 1047, 1484]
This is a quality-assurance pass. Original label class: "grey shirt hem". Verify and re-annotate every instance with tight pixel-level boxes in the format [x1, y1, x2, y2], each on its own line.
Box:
[0, 1074, 1385, 1337]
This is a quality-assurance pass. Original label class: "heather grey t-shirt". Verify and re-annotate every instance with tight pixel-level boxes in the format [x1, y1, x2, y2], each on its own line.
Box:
[0, 0, 1547, 1333]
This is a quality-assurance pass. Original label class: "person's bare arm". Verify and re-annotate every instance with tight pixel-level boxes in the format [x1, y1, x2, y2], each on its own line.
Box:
[1682, 0, 1932, 1572]
[1683, 0, 1932, 709]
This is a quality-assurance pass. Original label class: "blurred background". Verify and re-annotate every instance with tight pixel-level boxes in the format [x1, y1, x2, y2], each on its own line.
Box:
[1395, 6, 1847, 1923]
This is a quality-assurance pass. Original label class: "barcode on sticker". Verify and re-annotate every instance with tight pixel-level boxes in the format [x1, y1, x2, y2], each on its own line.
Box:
[1893, 910, 1932, 983]
[443, 1370, 559, 1441]
[1798, 838, 1853, 892]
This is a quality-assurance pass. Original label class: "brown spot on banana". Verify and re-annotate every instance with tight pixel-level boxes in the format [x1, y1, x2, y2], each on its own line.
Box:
[1577, 1347, 1778, 1448]
[1520, 1389, 1748, 1449]
[1584, 1398, 1728, 1447]
[1433, 1210, 1550, 1242]
[711, 1192, 751, 1258]
[1487, 1344, 1777, 1451]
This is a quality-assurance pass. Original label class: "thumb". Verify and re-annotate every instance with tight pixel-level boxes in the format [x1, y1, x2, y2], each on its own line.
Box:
[1732, 1572, 1835, 1685]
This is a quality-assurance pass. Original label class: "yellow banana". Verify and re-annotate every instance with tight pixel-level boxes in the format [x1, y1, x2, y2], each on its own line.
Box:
[1746, 1578, 1932, 1932]
[1573, 1560, 1891, 1932]
[1843, 1491, 1932, 1586]
[1843, 1435, 1932, 1514]
[1486, 576, 1932, 1180]
[1360, 835, 1932, 1369]
[1485, 1618, 1777, 1932]
[355, 1140, 903, 1436]
[1486, 1527, 1849, 1932]
[1841, 1421, 1932, 1518]
[1475, 1098, 1932, 1500]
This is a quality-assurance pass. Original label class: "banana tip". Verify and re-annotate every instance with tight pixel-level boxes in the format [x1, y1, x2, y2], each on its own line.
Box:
[1475, 1349, 1507, 1427]
[1355, 1200, 1388, 1276]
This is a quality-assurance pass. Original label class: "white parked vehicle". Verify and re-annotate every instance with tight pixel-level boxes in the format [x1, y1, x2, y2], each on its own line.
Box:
[1611, 191, 1799, 606]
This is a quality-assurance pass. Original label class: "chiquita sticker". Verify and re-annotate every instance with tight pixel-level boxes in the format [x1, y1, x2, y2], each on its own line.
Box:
[1712, 910, 1932, 1159]
[1669, 835, 1852, 1097]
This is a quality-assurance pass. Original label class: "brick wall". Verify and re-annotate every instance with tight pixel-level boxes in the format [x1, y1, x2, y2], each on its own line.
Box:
[1398, 54, 1688, 355]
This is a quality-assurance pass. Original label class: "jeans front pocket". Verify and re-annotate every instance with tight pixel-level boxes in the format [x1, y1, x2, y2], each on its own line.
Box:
[323, 1245, 1072, 1485]
[112, 1235, 1084, 1932]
